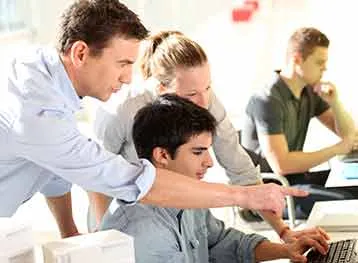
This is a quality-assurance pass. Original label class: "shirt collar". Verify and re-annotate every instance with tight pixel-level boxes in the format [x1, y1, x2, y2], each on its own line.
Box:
[165, 208, 183, 219]
[271, 70, 309, 101]
[45, 48, 82, 112]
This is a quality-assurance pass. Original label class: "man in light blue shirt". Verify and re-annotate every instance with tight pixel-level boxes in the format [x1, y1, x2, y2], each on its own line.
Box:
[0, 0, 306, 238]
[100, 94, 328, 263]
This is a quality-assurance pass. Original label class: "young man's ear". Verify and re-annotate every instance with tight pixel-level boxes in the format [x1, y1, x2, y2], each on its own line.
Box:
[152, 147, 171, 168]
[293, 51, 304, 65]
[70, 40, 90, 68]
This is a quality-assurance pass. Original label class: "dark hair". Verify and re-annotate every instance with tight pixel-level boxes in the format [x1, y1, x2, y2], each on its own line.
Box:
[57, 0, 149, 56]
[287, 27, 330, 61]
[139, 30, 208, 88]
[132, 94, 216, 161]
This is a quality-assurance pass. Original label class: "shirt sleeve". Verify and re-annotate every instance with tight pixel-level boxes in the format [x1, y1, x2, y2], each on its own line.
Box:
[40, 175, 72, 197]
[205, 209, 267, 263]
[209, 92, 261, 185]
[246, 95, 284, 135]
[13, 105, 156, 204]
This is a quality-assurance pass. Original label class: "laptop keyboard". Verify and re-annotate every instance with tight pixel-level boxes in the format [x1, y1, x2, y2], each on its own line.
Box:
[307, 239, 357, 263]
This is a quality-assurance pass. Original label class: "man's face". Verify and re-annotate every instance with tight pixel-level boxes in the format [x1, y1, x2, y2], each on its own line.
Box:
[165, 132, 213, 180]
[173, 62, 212, 109]
[79, 37, 140, 101]
[297, 46, 328, 86]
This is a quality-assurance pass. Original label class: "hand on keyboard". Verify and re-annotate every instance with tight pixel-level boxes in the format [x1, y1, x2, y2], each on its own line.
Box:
[281, 226, 330, 245]
[285, 234, 329, 262]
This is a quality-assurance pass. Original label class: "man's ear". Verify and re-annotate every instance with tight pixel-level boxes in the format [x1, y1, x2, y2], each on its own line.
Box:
[69, 40, 90, 68]
[158, 82, 169, 94]
[293, 51, 304, 65]
[152, 147, 171, 167]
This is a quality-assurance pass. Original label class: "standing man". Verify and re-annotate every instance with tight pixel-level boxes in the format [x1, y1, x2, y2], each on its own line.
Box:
[242, 27, 357, 217]
[0, 0, 305, 238]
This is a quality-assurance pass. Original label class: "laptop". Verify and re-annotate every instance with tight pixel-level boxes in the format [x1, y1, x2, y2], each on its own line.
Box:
[307, 200, 358, 232]
[341, 150, 358, 163]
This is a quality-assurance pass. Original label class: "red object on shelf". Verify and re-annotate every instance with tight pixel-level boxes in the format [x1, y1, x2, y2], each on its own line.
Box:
[231, 6, 254, 22]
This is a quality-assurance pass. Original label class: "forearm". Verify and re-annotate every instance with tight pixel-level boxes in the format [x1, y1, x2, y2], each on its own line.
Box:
[254, 241, 287, 262]
[259, 210, 288, 235]
[46, 192, 79, 238]
[87, 191, 111, 227]
[141, 168, 240, 208]
[274, 145, 340, 175]
[331, 100, 355, 138]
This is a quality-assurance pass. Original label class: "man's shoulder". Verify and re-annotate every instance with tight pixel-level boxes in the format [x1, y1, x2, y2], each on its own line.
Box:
[108, 203, 179, 238]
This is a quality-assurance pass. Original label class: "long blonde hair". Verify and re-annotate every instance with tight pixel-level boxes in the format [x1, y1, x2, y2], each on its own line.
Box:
[139, 31, 208, 89]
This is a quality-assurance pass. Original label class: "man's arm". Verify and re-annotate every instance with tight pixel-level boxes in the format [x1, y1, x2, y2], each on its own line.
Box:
[254, 235, 328, 262]
[258, 133, 352, 175]
[205, 209, 267, 263]
[259, 209, 329, 243]
[141, 169, 306, 215]
[46, 192, 80, 238]
[315, 82, 355, 138]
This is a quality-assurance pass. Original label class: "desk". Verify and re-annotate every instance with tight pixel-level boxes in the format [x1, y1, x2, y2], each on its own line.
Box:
[325, 162, 358, 187]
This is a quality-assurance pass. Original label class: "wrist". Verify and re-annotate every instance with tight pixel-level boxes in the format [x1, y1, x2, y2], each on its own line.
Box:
[233, 185, 248, 208]
[279, 226, 290, 241]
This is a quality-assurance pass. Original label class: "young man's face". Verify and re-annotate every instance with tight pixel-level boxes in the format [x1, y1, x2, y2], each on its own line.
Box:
[172, 62, 212, 109]
[164, 132, 213, 180]
[79, 37, 140, 101]
[297, 46, 328, 86]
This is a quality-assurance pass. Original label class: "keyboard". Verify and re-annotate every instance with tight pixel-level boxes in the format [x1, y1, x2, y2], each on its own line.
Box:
[307, 239, 358, 263]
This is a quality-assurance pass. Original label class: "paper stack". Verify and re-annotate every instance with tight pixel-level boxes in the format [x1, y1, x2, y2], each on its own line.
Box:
[42, 230, 134, 263]
[0, 217, 35, 263]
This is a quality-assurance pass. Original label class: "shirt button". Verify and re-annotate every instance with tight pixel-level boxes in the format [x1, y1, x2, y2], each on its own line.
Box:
[189, 239, 200, 249]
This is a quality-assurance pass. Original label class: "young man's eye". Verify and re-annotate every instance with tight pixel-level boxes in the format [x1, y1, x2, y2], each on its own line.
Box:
[193, 151, 203, 155]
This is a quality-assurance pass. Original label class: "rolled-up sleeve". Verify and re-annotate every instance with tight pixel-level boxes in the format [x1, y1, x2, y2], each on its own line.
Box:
[40, 175, 72, 197]
[209, 92, 261, 185]
[205, 210, 267, 263]
[13, 107, 156, 204]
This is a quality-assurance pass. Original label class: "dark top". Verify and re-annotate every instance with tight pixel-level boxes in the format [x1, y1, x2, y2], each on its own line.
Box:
[241, 71, 330, 172]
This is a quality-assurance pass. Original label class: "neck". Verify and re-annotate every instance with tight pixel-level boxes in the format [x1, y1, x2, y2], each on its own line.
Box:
[280, 66, 306, 99]
[60, 53, 84, 98]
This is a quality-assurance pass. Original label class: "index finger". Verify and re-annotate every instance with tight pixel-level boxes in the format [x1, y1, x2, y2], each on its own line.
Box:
[281, 186, 309, 197]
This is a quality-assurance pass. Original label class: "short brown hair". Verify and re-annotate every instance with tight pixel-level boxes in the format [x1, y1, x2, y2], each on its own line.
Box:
[139, 31, 208, 89]
[287, 27, 329, 61]
[57, 0, 149, 56]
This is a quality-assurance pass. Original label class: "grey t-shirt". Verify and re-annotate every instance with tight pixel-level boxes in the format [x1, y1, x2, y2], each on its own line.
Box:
[241, 72, 329, 170]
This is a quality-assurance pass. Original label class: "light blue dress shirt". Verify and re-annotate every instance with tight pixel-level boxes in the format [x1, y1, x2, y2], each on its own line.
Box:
[0, 47, 156, 216]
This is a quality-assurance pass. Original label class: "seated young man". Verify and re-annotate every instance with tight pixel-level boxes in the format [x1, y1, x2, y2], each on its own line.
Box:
[99, 94, 327, 263]
[242, 27, 358, 218]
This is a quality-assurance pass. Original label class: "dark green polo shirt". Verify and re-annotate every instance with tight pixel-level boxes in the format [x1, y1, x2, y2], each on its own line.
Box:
[242, 72, 329, 170]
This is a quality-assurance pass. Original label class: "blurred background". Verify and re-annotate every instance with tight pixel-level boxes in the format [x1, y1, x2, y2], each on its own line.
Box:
[1, 0, 357, 241]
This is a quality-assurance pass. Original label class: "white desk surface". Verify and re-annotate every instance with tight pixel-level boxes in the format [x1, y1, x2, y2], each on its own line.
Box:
[325, 161, 358, 187]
